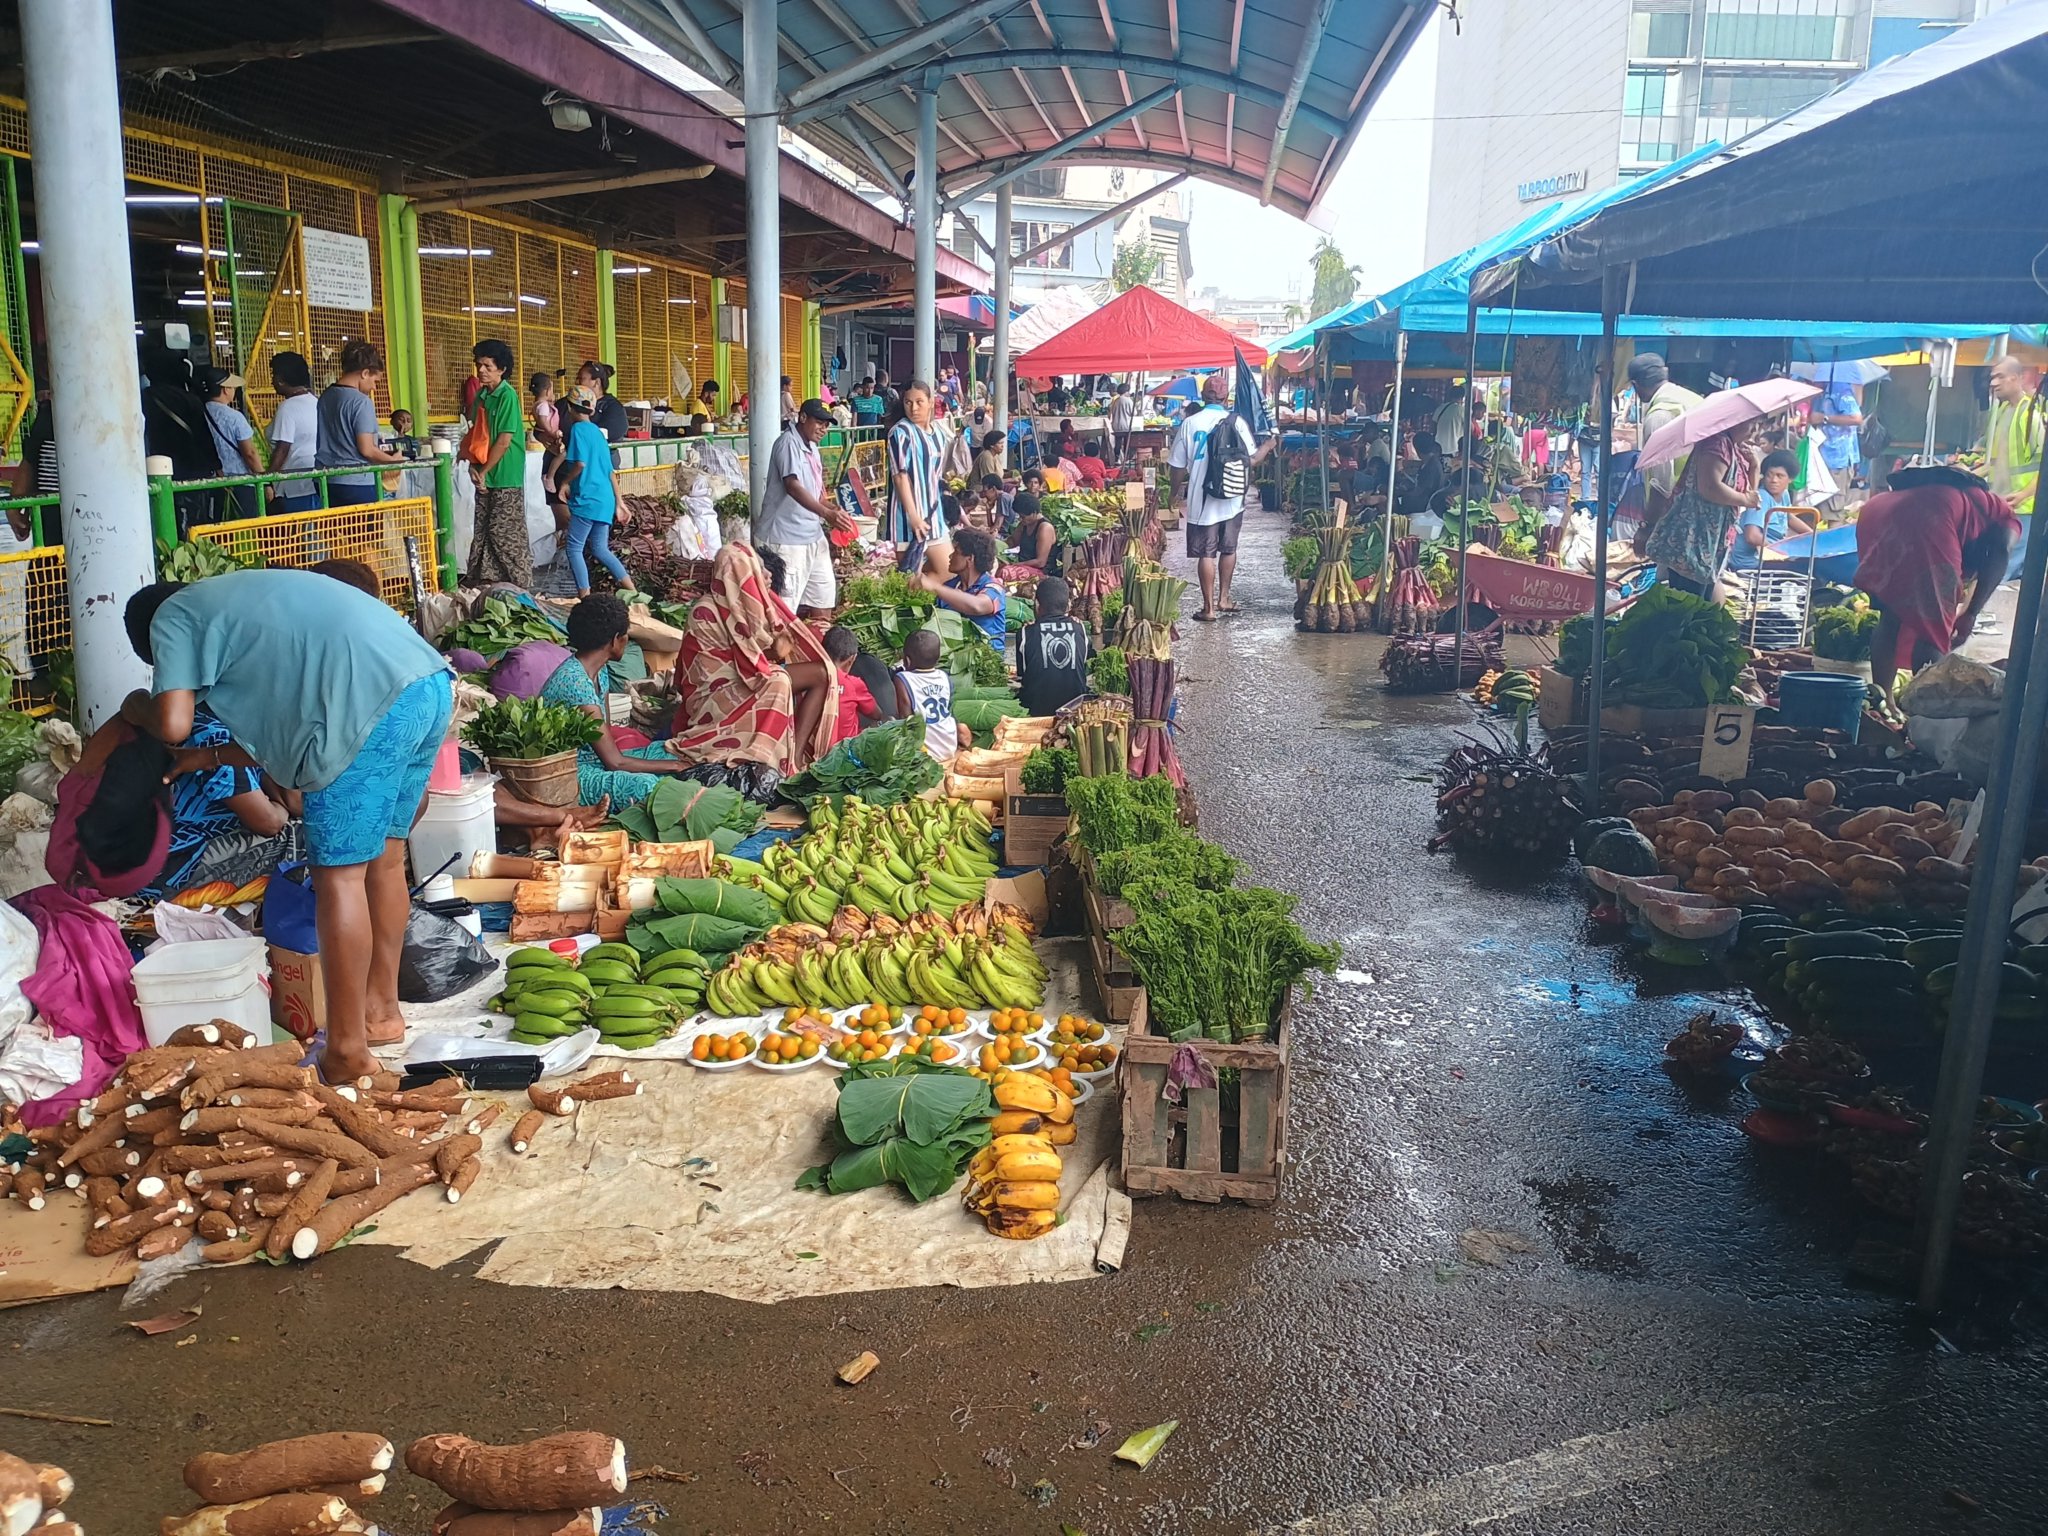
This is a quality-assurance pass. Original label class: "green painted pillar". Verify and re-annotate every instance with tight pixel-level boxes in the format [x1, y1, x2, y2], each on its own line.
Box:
[374, 194, 414, 413]
[391, 199, 430, 423]
[803, 300, 822, 399]
[596, 248, 617, 371]
[712, 276, 732, 401]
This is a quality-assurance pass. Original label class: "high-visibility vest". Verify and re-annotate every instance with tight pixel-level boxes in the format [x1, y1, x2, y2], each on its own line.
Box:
[1987, 395, 2044, 515]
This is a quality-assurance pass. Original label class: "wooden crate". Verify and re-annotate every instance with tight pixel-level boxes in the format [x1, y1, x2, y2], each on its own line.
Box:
[1002, 766, 1068, 867]
[1088, 929, 1143, 1022]
[1118, 991, 1292, 1206]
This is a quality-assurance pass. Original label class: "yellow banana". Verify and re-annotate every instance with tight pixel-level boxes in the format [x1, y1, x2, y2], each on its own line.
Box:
[987, 1180, 1061, 1212]
[984, 1207, 1057, 1240]
[989, 1110, 1047, 1136]
[991, 1149, 1062, 1183]
[988, 1133, 1055, 1160]
[993, 1075, 1061, 1115]
[1042, 1119, 1077, 1146]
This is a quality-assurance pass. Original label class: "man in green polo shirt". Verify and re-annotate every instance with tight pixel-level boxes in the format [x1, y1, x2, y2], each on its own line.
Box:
[467, 338, 531, 586]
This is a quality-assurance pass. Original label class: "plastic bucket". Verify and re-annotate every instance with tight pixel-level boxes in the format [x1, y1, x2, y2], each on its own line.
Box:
[131, 936, 274, 1047]
[427, 736, 462, 793]
[409, 774, 498, 883]
[1778, 671, 1867, 742]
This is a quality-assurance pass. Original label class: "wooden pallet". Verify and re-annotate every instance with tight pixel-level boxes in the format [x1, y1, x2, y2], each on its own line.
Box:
[1087, 929, 1143, 1022]
[1118, 991, 1291, 1205]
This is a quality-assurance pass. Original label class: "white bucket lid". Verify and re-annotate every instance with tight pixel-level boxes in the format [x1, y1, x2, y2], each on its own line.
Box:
[423, 774, 498, 814]
[131, 935, 269, 1001]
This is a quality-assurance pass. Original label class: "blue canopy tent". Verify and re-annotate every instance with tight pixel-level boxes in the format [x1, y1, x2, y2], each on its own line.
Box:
[1763, 523, 1860, 586]
[1464, 0, 2048, 1309]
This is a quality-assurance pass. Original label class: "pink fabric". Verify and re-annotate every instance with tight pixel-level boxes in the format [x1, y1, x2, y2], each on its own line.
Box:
[489, 641, 575, 701]
[10, 885, 148, 1127]
[45, 754, 172, 899]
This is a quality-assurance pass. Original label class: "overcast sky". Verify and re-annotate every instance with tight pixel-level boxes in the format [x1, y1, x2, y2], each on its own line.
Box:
[1183, 13, 1440, 307]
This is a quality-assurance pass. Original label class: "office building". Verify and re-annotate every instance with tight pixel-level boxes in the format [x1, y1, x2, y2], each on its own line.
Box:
[1424, 0, 2009, 264]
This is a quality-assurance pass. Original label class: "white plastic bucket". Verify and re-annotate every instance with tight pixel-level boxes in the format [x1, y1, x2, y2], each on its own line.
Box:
[409, 775, 497, 885]
[131, 935, 274, 1047]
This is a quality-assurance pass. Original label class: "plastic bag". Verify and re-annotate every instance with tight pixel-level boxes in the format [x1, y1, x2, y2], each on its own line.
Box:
[398, 904, 497, 1002]
[0, 1016, 84, 1119]
[0, 896, 39, 1052]
[680, 759, 783, 805]
[262, 864, 320, 954]
[1901, 652, 2004, 719]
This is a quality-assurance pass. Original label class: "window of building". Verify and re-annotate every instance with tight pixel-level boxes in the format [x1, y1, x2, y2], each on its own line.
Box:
[1630, 4, 1693, 59]
[1012, 221, 1073, 270]
[949, 214, 982, 259]
[1012, 168, 1066, 199]
[1697, 70, 1833, 121]
[1702, 6, 1853, 63]
[1621, 140, 1679, 166]
[1624, 68, 1677, 117]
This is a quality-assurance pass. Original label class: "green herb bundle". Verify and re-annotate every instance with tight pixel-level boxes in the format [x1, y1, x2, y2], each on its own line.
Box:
[157, 538, 261, 582]
[1099, 587, 1126, 629]
[1020, 746, 1077, 795]
[1115, 886, 1339, 1043]
[462, 696, 602, 760]
[1092, 829, 1241, 903]
[1065, 772, 1177, 856]
[796, 1057, 995, 1201]
[1813, 604, 1879, 662]
[1089, 646, 1130, 697]
[1603, 584, 1744, 707]
[447, 595, 565, 659]
[1282, 535, 1320, 582]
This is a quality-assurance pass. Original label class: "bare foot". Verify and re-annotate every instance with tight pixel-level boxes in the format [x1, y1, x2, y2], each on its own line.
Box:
[365, 1007, 407, 1048]
[320, 1042, 380, 1084]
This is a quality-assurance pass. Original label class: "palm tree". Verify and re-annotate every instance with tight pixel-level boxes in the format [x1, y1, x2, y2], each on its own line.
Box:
[1309, 238, 1361, 317]
[1282, 302, 1306, 330]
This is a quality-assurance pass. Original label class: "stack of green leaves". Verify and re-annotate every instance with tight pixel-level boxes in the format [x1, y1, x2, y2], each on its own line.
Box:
[796, 1057, 995, 1202]
[777, 715, 944, 809]
[462, 696, 603, 760]
[446, 595, 564, 659]
[953, 685, 1027, 734]
[625, 876, 778, 960]
[1602, 584, 1744, 708]
[1065, 772, 1178, 856]
[612, 777, 762, 853]
[1116, 886, 1339, 1044]
[1089, 646, 1130, 697]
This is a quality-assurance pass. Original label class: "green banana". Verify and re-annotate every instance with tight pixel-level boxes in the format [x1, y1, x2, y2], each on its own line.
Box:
[506, 1012, 582, 1038]
[579, 962, 639, 987]
[646, 948, 711, 977]
[603, 1030, 667, 1050]
[509, 989, 587, 1016]
[507, 947, 574, 971]
[585, 943, 642, 969]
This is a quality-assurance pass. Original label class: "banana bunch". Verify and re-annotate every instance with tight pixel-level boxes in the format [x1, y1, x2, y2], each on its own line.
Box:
[702, 910, 1047, 1016]
[1488, 668, 1540, 715]
[492, 943, 708, 1049]
[721, 796, 1000, 928]
[962, 1073, 1076, 1240]
[1473, 668, 1502, 707]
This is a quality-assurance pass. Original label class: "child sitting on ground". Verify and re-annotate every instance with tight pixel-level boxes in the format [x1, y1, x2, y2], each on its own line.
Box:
[894, 628, 969, 762]
[823, 625, 882, 744]
[1015, 576, 1091, 717]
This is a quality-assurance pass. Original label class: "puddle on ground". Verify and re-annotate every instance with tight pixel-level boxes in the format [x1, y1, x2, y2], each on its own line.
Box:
[1522, 975, 1656, 1017]
[1524, 1172, 1646, 1278]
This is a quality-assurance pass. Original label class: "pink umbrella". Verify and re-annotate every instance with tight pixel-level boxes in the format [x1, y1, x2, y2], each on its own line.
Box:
[1636, 378, 1820, 470]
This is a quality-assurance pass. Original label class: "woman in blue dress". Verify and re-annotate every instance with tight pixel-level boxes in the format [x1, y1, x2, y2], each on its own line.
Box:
[537, 594, 689, 808]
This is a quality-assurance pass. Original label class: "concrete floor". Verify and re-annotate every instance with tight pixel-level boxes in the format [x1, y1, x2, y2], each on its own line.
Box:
[6, 514, 2048, 1535]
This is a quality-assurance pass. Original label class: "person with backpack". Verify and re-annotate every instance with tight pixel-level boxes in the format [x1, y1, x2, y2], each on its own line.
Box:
[1167, 373, 1276, 621]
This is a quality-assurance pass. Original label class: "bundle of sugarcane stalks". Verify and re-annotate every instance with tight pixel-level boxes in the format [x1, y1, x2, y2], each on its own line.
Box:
[1301, 516, 1369, 633]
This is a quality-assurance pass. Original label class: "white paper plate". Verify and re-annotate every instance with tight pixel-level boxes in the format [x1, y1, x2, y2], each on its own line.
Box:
[689, 1033, 760, 1071]
[751, 1048, 826, 1072]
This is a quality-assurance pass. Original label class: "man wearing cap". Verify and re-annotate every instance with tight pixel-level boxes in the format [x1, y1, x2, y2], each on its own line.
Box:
[756, 397, 858, 619]
[200, 366, 261, 519]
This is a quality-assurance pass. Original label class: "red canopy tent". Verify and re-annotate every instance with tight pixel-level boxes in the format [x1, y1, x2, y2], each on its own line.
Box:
[1013, 285, 1267, 374]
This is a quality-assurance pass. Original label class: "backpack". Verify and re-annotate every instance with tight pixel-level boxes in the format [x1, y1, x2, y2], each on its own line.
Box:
[1201, 410, 1250, 502]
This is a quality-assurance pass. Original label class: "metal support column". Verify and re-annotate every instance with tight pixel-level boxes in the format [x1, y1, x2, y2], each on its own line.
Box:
[742, 0, 781, 509]
[914, 84, 939, 388]
[595, 248, 618, 372]
[1379, 330, 1407, 605]
[1585, 270, 1623, 809]
[1452, 301, 1480, 678]
[992, 181, 1013, 453]
[1917, 387, 2048, 1309]
[21, 0, 154, 727]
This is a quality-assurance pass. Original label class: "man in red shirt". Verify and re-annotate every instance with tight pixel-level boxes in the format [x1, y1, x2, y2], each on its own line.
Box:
[823, 626, 880, 742]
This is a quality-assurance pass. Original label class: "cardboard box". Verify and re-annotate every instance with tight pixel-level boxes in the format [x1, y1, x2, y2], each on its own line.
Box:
[1002, 766, 1067, 866]
[1538, 666, 1576, 731]
[269, 944, 325, 1042]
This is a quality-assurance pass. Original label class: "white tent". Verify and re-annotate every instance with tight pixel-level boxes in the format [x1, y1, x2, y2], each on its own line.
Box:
[977, 286, 1100, 360]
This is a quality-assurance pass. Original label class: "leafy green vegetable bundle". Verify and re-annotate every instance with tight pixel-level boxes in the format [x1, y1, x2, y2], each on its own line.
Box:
[1020, 746, 1078, 795]
[447, 595, 564, 659]
[462, 696, 602, 759]
[777, 715, 943, 808]
[1066, 772, 1178, 856]
[625, 876, 777, 958]
[1555, 585, 1745, 708]
[796, 1057, 995, 1202]
[1813, 603, 1879, 662]
[1115, 886, 1339, 1044]
[1092, 829, 1241, 904]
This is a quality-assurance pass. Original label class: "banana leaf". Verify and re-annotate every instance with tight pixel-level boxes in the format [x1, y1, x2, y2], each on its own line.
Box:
[651, 877, 781, 929]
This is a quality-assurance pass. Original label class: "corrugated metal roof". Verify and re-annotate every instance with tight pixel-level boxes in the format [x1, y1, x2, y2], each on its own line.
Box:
[607, 0, 1433, 219]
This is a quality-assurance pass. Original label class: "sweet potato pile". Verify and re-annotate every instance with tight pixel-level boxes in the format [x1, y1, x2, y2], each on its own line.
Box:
[0, 1449, 73, 1536]
[0, 1023, 497, 1264]
[164, 1432, 393, 1535]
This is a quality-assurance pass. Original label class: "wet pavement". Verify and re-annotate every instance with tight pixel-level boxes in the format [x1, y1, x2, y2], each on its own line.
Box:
[8, 511, 2048, 1534]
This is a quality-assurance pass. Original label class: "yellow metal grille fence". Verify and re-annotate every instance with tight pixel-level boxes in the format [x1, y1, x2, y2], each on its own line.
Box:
[416, 210, 599, 421]
[192, 497, 438, 610]
[612, 253, 715, 406]
[0, 543, 68, 707]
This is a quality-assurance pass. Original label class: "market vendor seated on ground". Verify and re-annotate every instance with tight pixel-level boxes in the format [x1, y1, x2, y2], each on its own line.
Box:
[1854, 475, 2022, 693]
[121, 569, 454, 1083]
[539, 594, 692, 809]
[922, 527, 1007, 651]
[999, 492, 1058, 582]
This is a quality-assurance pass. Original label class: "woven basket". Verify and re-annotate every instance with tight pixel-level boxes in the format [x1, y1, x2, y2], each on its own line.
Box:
[489, 750, 580, 807]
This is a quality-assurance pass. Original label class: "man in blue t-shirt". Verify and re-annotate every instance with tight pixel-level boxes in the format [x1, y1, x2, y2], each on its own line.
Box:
[1814, 384, 1864, 481]
[922, 527, 1007, 650]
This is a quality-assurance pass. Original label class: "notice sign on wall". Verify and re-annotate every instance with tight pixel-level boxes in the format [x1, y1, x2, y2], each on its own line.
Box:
[301, 227, 374, 311]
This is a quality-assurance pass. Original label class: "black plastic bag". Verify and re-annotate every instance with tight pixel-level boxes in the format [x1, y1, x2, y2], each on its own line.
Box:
[679, 759, 783, 805]
[397, 905, 496, 1002]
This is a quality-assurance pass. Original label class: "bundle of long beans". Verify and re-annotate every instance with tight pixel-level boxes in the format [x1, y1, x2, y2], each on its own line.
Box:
[1380, 627, 1505, 693]
[1303, 523, 1368, 634]
[1118, 564, 1187, 661]
[1379, 536, 1440, 635]
[1126, 655, 1183, 787]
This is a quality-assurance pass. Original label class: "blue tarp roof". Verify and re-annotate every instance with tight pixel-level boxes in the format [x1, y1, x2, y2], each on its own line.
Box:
[1472, 0, 2048, 324]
